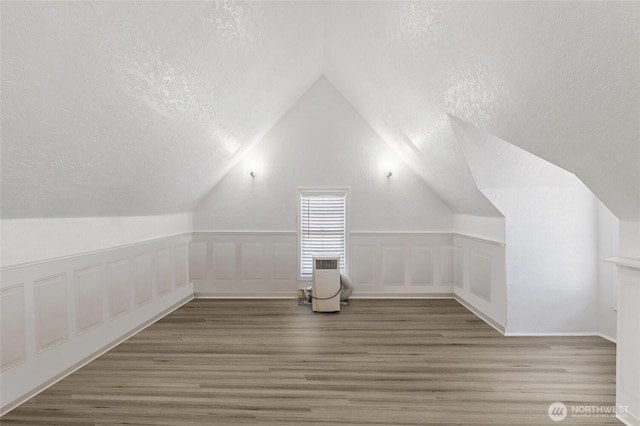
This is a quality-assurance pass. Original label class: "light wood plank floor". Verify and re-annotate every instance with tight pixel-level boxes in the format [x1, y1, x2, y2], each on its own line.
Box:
[2, 299, 618, 425]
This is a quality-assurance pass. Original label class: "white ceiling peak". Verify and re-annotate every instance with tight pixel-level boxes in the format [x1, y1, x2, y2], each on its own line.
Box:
[2, 2, 638, 220]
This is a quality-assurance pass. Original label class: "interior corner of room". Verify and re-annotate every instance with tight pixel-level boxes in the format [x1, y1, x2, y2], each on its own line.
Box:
[1, 1, 639, 424]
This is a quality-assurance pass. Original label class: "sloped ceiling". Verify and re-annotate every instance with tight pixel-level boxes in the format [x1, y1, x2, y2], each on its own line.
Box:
[1, 2, 638, 220]
[1, 1, 323, 217]
[323, 1, 639, 220]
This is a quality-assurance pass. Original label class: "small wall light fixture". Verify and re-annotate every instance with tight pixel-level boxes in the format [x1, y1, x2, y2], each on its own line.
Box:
[246, 158, 263, 178]
[386, 171, 393, 178]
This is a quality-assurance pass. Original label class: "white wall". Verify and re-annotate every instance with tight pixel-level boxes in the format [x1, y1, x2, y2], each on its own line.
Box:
[620, 220, 640, 260]
[1, 213, 193, 267]
[488, 186, 599, 334]
[451, 116, 602, 334]
[453, 214, 505, 243]
[193, 77, 455, 297]
[598, 201, 619, 341]
[194, 77, 453, 233]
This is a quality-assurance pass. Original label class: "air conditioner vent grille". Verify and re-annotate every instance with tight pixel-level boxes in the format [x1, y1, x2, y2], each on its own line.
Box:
[315, 259, 338, 270]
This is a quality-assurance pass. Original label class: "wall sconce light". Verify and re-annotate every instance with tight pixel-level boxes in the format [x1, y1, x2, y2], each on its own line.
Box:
[379, 157, 397, 180]
[246, 158, 263, 179]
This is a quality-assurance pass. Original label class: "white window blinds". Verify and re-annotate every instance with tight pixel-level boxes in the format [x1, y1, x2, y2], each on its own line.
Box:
[299, 192, 346, 277]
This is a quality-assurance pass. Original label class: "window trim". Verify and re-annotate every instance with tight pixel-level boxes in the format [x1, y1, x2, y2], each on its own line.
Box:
[297, 187, 349, 281]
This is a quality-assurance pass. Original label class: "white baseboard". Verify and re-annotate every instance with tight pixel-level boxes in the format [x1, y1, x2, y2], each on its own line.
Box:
[0, 295, 193, 417]
[351, 292, 454, 299]
[454, 295, 506, 335]
[618, 408, 640, 426]
[505, 331, 610, 338]
[195, 292, 295, 299]
[195, 292, 456, 299]
[598, 333, 617, 344]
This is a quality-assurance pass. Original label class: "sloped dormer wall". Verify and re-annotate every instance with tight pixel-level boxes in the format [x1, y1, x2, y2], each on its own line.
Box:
[450, 115, 619, 337]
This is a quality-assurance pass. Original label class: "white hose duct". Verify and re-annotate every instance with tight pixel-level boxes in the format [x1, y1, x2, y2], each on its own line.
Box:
[340, 273, 354, 300]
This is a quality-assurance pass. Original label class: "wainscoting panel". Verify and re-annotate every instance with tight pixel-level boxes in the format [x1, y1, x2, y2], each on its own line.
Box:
[193, 232, 299, 297]
[382, 246, 404, 287]
[0, 284, 26, 372]
[134, 254, 153, 307]
[350, 245, 377, 288]
[452, 247, 462, 289]
[188, 241, 207, 282]
[453, 235, 506, 332]
[0, 234, 193, 415]
[212, 242, 236, 281]
[34, 274, 68, 353]
[271, 242, 296, 281]
[411, 247, 433, 286]
[155, 248, 173, 297]
[241, 242, 264, 281]
[439, 246, 454, 286]
[107, 259, 130, 320]
[469, 251, 491, 302]
[348, 233, 454, 297]
[175, 244, 188, 288]
[193, 232, 472, 297]
[74, 266, 103, 335]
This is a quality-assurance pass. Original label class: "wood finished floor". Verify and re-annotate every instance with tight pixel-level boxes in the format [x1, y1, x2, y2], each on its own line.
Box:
[2, 299, 618, 425]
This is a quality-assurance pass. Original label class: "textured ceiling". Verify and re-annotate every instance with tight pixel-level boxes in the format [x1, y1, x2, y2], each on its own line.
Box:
[323, 1, 639, 220]
[1, 1, 638, 220]
[1, 1, 323, 217]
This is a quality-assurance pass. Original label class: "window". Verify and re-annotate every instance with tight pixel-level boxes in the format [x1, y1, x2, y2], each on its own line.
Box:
[299, 190, 347, 278]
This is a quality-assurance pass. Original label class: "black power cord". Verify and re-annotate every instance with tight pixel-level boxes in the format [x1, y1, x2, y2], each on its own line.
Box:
[310, 284, 343, 301]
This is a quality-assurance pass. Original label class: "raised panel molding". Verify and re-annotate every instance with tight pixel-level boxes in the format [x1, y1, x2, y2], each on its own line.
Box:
[0, 233, 194, 416]
[35, 274, 68, 353]
[350, 245, 376, 286]
[469, 251, 491, 302]
[134, 253, 153, 307]
[241, 242, 264, 280]
[453, 247, 463, 289]
[107, 259, 130, 320]
[382, 247, 404, 286]
[1, 284, 26, 371]
[271, 242, 296, 280]
[74, 265, 104, 335]
[188, 241, 207, 282]
[213, 242, 236, 281]
[440, 246, 454, 285]
[411, 247, 433, 286]
[175, 244, 188, 288]
[155, 248, 173, 297]
[192, 233, 502, 302]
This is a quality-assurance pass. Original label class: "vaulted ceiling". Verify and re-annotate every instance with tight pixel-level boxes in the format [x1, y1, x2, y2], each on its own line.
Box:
[2, 2, 638, 220]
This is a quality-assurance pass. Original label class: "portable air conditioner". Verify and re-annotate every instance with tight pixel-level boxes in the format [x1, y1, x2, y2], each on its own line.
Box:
[311, 255, 341, 312]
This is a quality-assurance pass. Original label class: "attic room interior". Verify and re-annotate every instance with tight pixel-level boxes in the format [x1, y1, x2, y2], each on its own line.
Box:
[1, 1, 639, 424]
